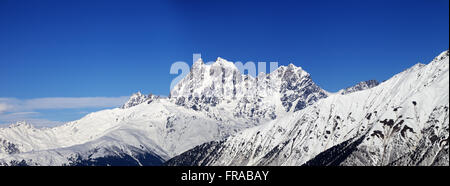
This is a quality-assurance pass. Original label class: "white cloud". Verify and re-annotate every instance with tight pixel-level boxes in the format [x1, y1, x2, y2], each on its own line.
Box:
[0, 103, 10, 114]
[0, 96, 129, 112]
[23, 96, 130, 110]
[0, 111, 40, 124]
[0, 96, 129, 127]
[0, 112, 65, 128]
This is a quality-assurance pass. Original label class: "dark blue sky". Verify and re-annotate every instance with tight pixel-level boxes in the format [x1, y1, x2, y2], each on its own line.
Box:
[1, 0, 449, 98]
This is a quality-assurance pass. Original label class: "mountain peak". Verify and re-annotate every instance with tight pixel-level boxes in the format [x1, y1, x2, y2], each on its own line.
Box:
[121, 91, 148, 109]
[193, 58, 204, 67]
[288, 63, 296, 69]
[8, 121, 33, 129]
[340, 80, 379, 95]
[275, 63, 309, 80]
[212, 57, 237, 69]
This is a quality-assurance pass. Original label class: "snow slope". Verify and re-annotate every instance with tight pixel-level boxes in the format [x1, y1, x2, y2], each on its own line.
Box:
[0, 99, 247, 165]
[166, 50, 449, 166]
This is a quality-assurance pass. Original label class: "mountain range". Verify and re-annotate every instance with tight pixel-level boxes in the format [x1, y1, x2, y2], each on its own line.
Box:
[0, 50, 448, 166]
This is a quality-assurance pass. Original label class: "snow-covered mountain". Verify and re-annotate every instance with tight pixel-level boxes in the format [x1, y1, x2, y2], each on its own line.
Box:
[166, 50, 449, 166]
[120, 92, 160, 109]
[0, 57, 327, 166]
[1, 51, 448, 166]
[170, 58, 328, 123]
[339, 80, 379, 95]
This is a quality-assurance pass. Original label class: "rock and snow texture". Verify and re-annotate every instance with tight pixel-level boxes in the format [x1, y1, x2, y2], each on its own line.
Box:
[170, 58, 327, 123]
[339, 80, 379, 95]
[0, 57, 326, 166]
[121, 92, 160, 109]
[166, 50, 449, 166]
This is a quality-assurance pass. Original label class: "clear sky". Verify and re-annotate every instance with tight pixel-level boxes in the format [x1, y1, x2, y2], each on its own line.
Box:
[0, 0, 448, 126]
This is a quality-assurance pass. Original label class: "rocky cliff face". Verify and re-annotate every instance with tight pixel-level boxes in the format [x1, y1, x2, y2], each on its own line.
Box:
[170, 58, 327, 123]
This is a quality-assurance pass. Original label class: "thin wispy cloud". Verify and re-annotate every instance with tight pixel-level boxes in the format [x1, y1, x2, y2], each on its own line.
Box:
[0, 111, 64, 128]
[0, 117, 65, 128]
[0, 96, 129, 127]
[0, 103, 12, 114]
[0, 97, 129, 112]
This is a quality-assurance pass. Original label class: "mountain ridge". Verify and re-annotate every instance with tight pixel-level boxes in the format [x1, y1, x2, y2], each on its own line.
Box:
[0, 57, 328, 165]
[165, 50, 449, 166]
[1, 51, 448, 166]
